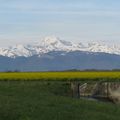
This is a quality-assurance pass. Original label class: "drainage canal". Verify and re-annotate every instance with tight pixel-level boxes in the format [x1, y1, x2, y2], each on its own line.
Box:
[70, 81, 120, 104]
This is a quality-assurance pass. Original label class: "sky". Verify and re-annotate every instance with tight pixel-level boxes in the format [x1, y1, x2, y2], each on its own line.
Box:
[0, 0, 120, 47]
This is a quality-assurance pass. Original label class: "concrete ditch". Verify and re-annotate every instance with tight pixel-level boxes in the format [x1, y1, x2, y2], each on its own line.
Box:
[71, 82, 120, 104]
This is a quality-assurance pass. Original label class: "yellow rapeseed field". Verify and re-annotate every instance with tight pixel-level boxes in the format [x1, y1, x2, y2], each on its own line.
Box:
[0, 71, 120, 80]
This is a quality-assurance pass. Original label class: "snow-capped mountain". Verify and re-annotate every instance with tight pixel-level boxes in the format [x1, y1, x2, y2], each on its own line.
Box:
[0, 36, 120, 58]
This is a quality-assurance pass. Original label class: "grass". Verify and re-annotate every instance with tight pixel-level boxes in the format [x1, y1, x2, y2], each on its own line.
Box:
[0, 71, 120, 80]
[0, 80, 120, 120]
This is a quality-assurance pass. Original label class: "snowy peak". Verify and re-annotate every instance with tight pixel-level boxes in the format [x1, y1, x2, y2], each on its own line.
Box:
[10, 45, 32, 57]
[39, 36, 65, 49]
[0, 36, 120, 58]
[39, 36, 73, 48]
[86, 42, 120, 55]
[36, 36, 83, 53]
[41, 36, 60, 45]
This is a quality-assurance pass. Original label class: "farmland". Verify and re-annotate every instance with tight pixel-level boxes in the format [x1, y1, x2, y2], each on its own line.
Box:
[0, 71, 120, 80]
[0, 72, 120, 120]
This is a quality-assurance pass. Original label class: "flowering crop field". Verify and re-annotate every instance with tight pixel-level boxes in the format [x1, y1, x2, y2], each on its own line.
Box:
[0, 72, 120, 80]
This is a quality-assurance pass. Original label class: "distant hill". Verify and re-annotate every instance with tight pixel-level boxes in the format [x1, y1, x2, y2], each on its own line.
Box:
[1, 51, 120, 71]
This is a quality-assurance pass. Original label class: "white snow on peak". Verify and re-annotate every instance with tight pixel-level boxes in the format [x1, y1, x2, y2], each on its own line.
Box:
[35, 36, 84, 53]
[0, 36, 120, 58]
[86, 42, 120, 55]
[41, 36, 60, 45]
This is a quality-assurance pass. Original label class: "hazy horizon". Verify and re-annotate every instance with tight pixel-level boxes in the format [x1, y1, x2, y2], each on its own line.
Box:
[0, 0, 120, 47]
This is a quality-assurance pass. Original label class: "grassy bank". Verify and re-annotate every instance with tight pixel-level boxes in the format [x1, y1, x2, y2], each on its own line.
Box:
[0, 80, 120, 120]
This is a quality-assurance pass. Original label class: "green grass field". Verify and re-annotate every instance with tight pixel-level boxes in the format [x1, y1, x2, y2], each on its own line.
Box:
[0, 71, 120, 80]
[0, 72, 120, 120]
[0, 80, 120, 120]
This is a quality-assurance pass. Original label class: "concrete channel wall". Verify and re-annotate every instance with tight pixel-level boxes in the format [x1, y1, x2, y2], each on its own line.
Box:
[71, 82, 120, 104]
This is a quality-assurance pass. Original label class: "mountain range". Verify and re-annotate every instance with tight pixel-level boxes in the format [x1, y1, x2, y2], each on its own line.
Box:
[0, 36, 120, 71]
[1, 36, 120, 58]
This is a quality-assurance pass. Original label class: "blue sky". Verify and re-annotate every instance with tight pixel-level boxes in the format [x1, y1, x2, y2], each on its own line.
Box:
[0, 0, 120, 46]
